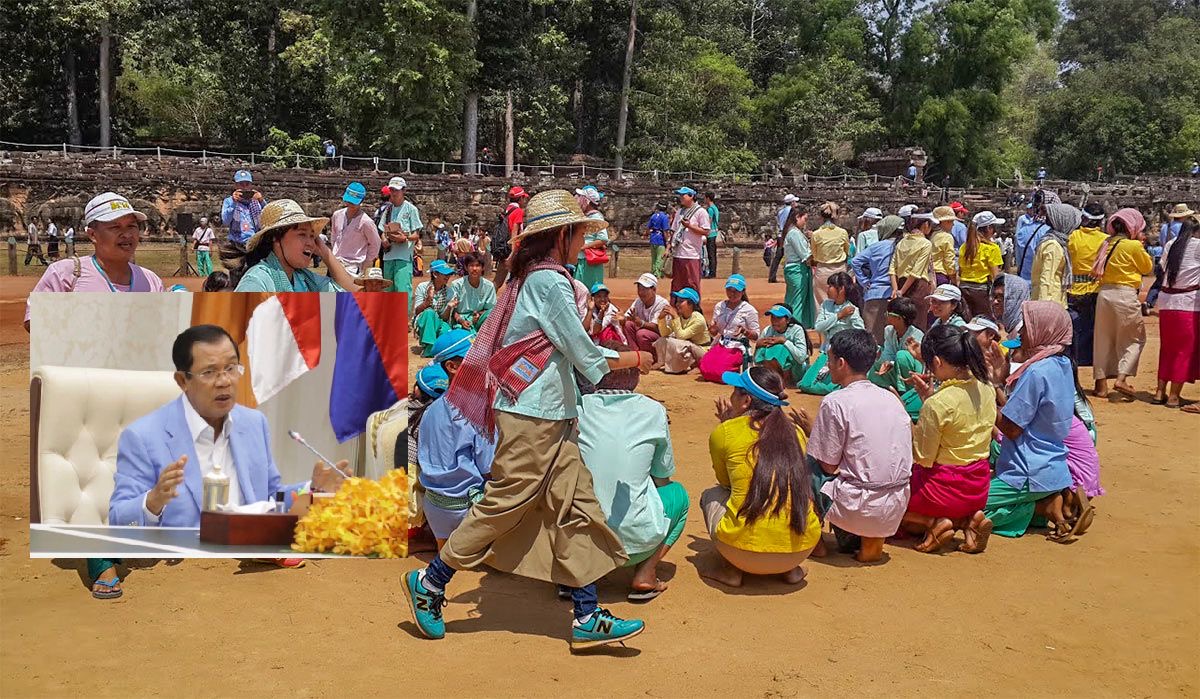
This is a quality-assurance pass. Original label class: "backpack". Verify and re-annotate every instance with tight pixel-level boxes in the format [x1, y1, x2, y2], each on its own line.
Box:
[491, 207, 514, 261]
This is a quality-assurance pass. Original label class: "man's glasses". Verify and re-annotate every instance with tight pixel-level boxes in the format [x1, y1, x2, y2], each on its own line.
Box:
[185, 364, 245, 382]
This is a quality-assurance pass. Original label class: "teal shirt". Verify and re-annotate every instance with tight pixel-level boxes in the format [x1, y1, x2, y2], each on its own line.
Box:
[880, 325, 924, 363]
[234, 252, 344, 292]
[707, 204, 720, 239]
[762, 324, 808, 366]
[493, 269, 610, 421]
[931, 314, 968, 329]
[449, 276, 497, 314]
[379, 200, 422, 262]
[814, 300, 866, 351]
[784, 227, 810, 265]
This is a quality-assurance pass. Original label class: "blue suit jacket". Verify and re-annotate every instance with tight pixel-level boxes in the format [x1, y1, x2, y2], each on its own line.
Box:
[109, 396, 297, 527]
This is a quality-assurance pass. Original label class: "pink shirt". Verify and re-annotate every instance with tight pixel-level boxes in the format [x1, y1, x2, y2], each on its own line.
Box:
[25, 257, 165, 322]
[672, 207, 710, 260]
[806, 380, 913, 538]
[330, 207, 382, 272]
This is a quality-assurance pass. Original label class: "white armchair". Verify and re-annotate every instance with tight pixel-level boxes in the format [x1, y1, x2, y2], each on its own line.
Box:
[30, 366, 180, 524]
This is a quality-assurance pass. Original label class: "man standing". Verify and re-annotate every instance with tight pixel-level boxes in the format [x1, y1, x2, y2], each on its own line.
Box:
[192, 216, 216, 276]
[64, 224, 75, 258]
[647, 203, 670, 278]
[45, 218, 60, 261]
[704, 192, 720, 279]
[221, 170, 266, 247]
[670, 187, 710, 298]
[330, 182, 381, 276]
[769, 193, 797, 283]
[24, 217, 47, 266]
[378, 176, 422, 307]
[493, 185, 528, 289]
[949, 201, 969, 251]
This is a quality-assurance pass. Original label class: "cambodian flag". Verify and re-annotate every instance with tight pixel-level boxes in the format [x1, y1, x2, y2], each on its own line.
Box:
[329, 294, 409, 442]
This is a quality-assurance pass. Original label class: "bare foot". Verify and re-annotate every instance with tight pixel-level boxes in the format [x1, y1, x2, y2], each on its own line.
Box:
[914, 518, 955, 553]
[958, 511, 993, 554]
[811, 537, 829, 558]
[630, 560, 664, 593]
[1113, 381, 1137, 398]
[856, 538, 885, 563]
[781, 565, 807, 584]
[698, 552, 744, 588]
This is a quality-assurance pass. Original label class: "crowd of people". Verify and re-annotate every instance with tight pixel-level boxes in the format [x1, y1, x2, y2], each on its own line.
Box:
[20, 172, 1200, 654]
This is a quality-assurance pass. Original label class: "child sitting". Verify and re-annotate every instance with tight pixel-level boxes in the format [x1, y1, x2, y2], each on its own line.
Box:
[412, 260, 456, 356]
[753, 304, 809, 385]
[585, 283, 627, 345]
[447, 253, 496, 332]
[653, 287, 712, 374]
[800, 272, 865, 395]
[870, 296, 925, 420]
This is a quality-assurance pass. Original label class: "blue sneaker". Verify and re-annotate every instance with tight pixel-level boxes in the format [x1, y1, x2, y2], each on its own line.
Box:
[402, 570, 446, 639]
[570, 608, 644, 651]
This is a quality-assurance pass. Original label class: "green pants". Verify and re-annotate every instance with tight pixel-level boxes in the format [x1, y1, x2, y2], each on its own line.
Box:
[382, 258, 414, 311]
[784, 263, 815, 328]
[624, 481, 689, 567]
[983, 478, 1056, 538]
[799, 353, 839, 396]
[196, 250, 213, 276]
[754, 344, 807, 384]
[463, 308, 491, 332]
[414, 308, 451, 356]
[651, 245, 666, 277]
[870, 349, 924, 421]
[87, 558, 120, 580]
[574, 257, 605, 291]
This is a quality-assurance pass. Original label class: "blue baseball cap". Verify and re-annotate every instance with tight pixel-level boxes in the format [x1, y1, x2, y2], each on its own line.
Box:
[674, 186, 697, 196]
[671, 287, 700, 304]
[721, 369, 789, 407]
[1001, 337, 1022, 349]
[416, 363, 449, 397]
[432, 329, 474, 363]
[725, 274, 747, 292]
[765, 304, 792, 319]
[168, 284, 189, 292]
[429, 259, 455, 276]
[590, 282, 609, 295]
[233, 170, 253, 183]
[343, 182, 367, 205]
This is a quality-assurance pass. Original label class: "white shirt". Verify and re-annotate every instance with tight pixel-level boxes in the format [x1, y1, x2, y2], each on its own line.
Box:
[192, 226, 215, 251]
[711, 300, 760, 345]
[47, 222, 58, 238]
[142, 398, 240, 523]
[1159, 236, 1200, 313]
[65, 227, 75, 241]
[625, 294, 669, 324]
[27, 223, 38, 244]
[671, 206, 710, 260]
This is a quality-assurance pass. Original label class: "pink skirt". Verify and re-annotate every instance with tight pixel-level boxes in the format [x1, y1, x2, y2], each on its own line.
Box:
[592, 325, 626, 345]
[1064, 417, 1104, 498]
[699, 343, 745, 383]
[1158, 309, 1199, 383]
[907, 458, 991, 520]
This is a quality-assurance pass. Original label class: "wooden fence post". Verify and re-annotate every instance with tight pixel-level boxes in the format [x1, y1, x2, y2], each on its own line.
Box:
[7, 237, 17, 276]
[731, 247, 741, 275]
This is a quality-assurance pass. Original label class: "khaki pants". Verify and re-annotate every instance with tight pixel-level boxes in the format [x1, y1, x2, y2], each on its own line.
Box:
[654, 336, 708, 374]
[700, 486, 812, 575]
[1093, 284, 1145, 380]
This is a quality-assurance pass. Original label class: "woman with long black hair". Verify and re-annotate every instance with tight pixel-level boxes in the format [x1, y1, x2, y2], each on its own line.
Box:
[1153, 217, 1200, 409]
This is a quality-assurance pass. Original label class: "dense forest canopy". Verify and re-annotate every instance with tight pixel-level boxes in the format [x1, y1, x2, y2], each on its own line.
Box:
[2, 0, 1197, 183]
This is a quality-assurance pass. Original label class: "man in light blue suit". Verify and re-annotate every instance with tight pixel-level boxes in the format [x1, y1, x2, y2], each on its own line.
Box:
[109, 324, 346, 534]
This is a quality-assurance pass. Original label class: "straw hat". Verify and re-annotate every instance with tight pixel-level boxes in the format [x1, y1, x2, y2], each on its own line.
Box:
[1168, 203, 1196, 219]
[355, 266, 393, 289]
[932, 205, 958, 223]
[514, 189, 607, 243]
[246, 199, 330, 252]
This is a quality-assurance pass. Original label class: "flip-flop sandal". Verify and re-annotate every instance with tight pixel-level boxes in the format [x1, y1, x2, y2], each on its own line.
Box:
[1072, 505, 1096, 536]
[1151, 396, 1168, 405]
[91, 576, 123, 600]
[959, 517, 993, 554]
[1113, 384, 1137, 399]
[914, 519, 955, 553]
[1183, 404, 1200, 415]
[627, 582, 667, 603]
[1046, 523, 1077, 544]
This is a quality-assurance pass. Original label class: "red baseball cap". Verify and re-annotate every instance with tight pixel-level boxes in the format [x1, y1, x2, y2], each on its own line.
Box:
[380, 185, 391, 195]
[508, 186, 529, 199]
[950, 201, 967, 213]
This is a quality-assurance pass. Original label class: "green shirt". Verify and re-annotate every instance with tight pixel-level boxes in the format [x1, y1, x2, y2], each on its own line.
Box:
[379, 200, 422, 262]
[784, 227, 810, 265]
[707, 204, 720, 239]
[448, 276, 497, 315]
[234, 252, 344, 292]
[762, 324, 808, 367]
[493, 269, 609, 421]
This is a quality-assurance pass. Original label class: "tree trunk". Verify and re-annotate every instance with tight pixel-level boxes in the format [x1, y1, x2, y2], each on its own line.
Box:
[462, 0, 479, 175]
[573, 78, 585, 153]
[614, 0, 638, 177]
[504, 90, 515, 177]
[64, 44, 81, 146]
[99, 19, 111, 148]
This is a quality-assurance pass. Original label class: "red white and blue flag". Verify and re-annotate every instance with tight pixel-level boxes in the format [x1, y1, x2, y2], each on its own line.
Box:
[329, 293, 408, 442]
[246, 293, 322, 403]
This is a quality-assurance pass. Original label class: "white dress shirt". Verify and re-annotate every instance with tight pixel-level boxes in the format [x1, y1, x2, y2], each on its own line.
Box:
[143, 398, 240, 523]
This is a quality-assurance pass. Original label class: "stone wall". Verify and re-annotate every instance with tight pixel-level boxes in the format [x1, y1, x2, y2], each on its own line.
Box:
[2, 150, 1197, 245]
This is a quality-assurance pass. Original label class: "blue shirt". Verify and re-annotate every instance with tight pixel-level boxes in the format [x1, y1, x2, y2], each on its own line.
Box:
[1159, 221, 1182, 249]
[776, 206, 791, 235]
[648, 211, 670, 246]
[850, 240, 896, 302]
[997, 356, 1075, 493]
[951, 220, 967, 250]
[417, 398, 494, 498]
[1015, 214, 1046, 281]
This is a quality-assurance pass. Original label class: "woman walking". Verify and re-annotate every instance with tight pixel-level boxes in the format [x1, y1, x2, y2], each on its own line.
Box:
[1092, 208, 1153, 399]
[1153, 216, 1200, 409]
[782, 207, 816, 327]
[810, 202, 851, 306]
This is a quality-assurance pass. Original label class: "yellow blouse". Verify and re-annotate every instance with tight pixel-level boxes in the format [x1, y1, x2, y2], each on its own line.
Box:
[708, 415, 821, 553]
[1068, 227, 1108, 295]
[1031, 238, 1068, 307]
[1099, 238, 1153, 288]
[890, 233, 934, 282]
[912, 378, 997, 467]
[930, 229, 957, 277]
[658, 311, 711, 345]
[958, 241, 1003, 284]
[811, 225, 850, 265]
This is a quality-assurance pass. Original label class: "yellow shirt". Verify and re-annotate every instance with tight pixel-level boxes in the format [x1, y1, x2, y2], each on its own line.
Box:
[889, 233, 934, 282]
[958, 241, 1003, 283]
[1099, 237, 1153, 289]
[1067, 227, 1107, 295]
[912, 378, 997, 467]
[811, 225, 850, 265]
[708, 415, 821, 553]
[658, 310, 711, 345]
[930, 229, 957, 277]
[1031, 238, 1068, 307]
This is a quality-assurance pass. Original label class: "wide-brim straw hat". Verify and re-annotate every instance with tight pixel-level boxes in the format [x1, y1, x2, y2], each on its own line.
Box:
[355, 266, 393, 288]
[1168, 203, 1196, 219]
[514, 189, 608, 243]
[246, 199, 330, 252]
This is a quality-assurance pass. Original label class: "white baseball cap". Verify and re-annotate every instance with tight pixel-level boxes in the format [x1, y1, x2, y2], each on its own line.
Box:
[858, 207, 883, 220]
[83, 192, 147, 227]
[898, 204, 918, 218]
[387, 176, 408, 191]
[636, 273, 658, 289]
[783, 194, 799, 204]
[966, 317, 1000, 335]
[927, 284, 963, 302]
[972, 211, 1006, 228]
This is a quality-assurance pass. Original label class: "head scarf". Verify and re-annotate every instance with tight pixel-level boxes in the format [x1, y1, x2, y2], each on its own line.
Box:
[876, 215, 904, 241]
[1006, 300, 1073, 386]
[999, 273, 1031, 335]
[1106, 208, 1147, 239]
[1042, 203, 1082, 292]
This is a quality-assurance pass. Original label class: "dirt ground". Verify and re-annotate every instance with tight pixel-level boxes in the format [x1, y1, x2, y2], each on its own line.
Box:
[1, 275, 1198, 698]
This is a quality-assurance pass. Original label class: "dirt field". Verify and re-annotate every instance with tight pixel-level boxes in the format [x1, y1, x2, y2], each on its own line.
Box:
[1, 275, 1197, 698]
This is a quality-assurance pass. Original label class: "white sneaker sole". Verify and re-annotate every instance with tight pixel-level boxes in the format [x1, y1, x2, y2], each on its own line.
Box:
[569, 625, 644, 651]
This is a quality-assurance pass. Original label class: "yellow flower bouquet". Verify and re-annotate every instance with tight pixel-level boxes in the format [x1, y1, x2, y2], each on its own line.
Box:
[292, 469, 409, 558]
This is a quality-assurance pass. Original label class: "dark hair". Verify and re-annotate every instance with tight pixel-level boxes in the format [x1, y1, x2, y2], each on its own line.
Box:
[597, 341, 640, 391]
[736, 367, 811, 535]
[993, 273, 1007, 288]
[1110, 217, 1131, 237]
[202, 271, 232, 292]
[655, 202, 667, 211]
[930, 293, 966, 321]
[828, 329, 876, 373]
[907, 214, 929, 232]
[1083, 202, 1105, 220]
[1164, 219, 1198, 287]
[173, 324, 239, 372]
[963, 221, 981, 264]
[219, 226, 290, 287]
[461, 252, 483, 269]
[919, 325, 988, 383]
[704, 191, 716, 201]
[509, 225, 568, 279]
[887, 296, 918, 327]
[827, 271, 853, 290]
[785, 206, 807, 231]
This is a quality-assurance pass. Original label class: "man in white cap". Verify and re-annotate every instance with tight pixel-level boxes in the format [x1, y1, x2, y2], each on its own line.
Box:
[378, 176, 423, 308]
[221, 170, 266, 247]
[192, 216, 216, 276]
[623, 273, 670, 359]
[855, 207, 884, 253]
[770, 193, 799, 282]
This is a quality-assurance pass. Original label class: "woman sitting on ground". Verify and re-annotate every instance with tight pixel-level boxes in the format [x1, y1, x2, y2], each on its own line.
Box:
[928, 283, 968, 329]
[991, 272, 1032, 337]
[412, 260, 457, 357]
[585, 283, 626, 345]
[700, 367, 821, 588]
[799, 272, 865, 396]
[901, 325, 996, 554]
[653, 287, 712, 374]
[869, 296, 925, 421]
[698, 274, 760, 382]
[753, 304, 809, 386]
[230, 199, 359, 292]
